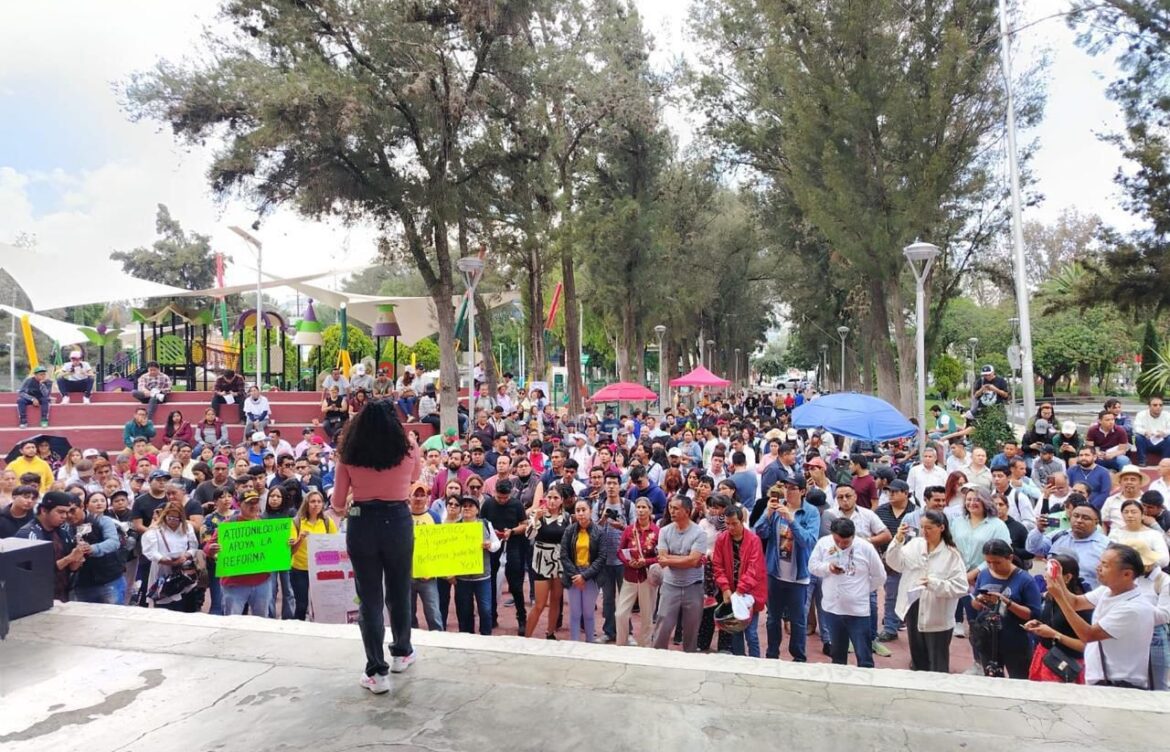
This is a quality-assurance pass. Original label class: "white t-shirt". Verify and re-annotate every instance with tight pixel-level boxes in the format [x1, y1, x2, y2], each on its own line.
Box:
[1084, 586, 1155, 688]
[836, 506, 887, 541]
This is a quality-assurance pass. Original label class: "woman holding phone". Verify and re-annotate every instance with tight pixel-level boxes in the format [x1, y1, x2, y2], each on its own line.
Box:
[526, 482, 573, 639]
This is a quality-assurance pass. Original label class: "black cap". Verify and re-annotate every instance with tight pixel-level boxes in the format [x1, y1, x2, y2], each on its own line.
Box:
[888, 479, 910, 493]
[782, 474, 805, 488]
[39, 491, 75, 511]
[805, 488, 827, 508]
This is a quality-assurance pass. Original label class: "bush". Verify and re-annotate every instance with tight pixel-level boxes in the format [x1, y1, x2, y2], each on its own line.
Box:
[382, 337, 440, 371]
[931, 354, 964, 400]
[308, 324, 375, 372]
[969, 403, 1015, 455]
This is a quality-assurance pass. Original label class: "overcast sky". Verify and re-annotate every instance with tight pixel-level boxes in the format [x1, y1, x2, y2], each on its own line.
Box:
[0, 0, 1133, 292]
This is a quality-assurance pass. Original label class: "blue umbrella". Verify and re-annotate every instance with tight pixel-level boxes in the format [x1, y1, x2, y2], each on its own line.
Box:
[790, 393, 916, 442]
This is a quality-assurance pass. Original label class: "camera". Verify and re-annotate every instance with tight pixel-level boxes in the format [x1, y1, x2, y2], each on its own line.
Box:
[605, 508, 620, 521]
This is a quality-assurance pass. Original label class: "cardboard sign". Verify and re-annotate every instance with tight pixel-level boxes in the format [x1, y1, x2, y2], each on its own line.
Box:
[412, 522, 484, 579]
[216, 518, 292, 577]
[307, 534, 357, 624]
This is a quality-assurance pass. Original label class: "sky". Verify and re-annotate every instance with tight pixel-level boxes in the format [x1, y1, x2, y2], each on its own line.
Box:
[0, 0, 1136, 294]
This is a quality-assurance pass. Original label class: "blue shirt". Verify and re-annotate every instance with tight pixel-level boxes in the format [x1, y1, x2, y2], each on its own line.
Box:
[1024, 527, 1109, 590]
[1066, 463, 1113, 510]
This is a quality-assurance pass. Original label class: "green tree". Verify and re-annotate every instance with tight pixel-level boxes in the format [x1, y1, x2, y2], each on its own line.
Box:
[382, 337, 440, 373]
[309, 325, 374, 376]
[128, 1, 547, 433]
[1137, 320, 1162, 400]
[1069, 2, 1170, 314]
[111, 205, 221, 299]
[692, 0, 1041, 411]
[931, 354, 964, 400]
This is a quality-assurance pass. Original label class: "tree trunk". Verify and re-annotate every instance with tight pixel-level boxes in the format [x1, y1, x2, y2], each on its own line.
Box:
[617, 300, 636, 382]
[526, 239, 546, 383]
[431, 224, 460, 436]
[474, 292, 498, 398]
[867, 280, 902, 408]
[1041, 375, 1057, 399]
[886, 284, 914, 413]
[561, 249, 584, 416]
[1076, 362, 1093, 397]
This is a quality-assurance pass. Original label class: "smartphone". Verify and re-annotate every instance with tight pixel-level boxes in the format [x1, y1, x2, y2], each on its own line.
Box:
[1044, 516, 1060, 528]
[1047, 559, 1061, 579]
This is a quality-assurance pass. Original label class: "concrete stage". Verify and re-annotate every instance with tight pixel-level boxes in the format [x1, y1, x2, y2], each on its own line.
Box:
[1, 603, 1166, 751]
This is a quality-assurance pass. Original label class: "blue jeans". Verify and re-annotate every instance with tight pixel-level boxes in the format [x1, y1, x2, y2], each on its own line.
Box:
[16, 396, 49, 425]
[1136, 435, 1161, 466]
[57, 376, 93, 398]
[730, 612, 761, 657]
[1099, 455, 1132, 471]
[868, 589, 879, 643]
[347, 501, 414, 676]
[74, 578, 126, 605]
[766, 577, 809, 661]
[567, 579, 600, 642]
[882, 572, 902, 634]
[290, 568, 310, 620]
[269, 570, 295, 619]
[222, 578, 273, 616]
[809, 574, 831, 644]
[411, 578, 444, 631]
[827, 612, 874, 668]
[1152, 624, 1169, 691]
[455, 578, 493, 635]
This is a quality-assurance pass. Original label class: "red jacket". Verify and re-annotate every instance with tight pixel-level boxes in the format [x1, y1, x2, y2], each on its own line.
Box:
[712, 528, 767, 613]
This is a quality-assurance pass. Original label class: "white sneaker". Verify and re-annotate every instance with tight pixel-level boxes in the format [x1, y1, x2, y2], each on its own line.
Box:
[954, 622, 966, 638]
[60, 395, 70, 404]
[390, 651, 417, 674]
[83, 396, 90, 404]
[359, 673, 390, 694]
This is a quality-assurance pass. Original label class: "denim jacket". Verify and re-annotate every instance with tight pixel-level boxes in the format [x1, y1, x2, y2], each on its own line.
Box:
[752, 500, 820, 581]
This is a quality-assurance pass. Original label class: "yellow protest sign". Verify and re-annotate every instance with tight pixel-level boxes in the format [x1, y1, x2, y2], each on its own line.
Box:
[412, 522, 484, 579]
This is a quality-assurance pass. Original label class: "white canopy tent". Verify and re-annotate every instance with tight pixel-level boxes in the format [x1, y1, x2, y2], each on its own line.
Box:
[0, 304, 90, 346]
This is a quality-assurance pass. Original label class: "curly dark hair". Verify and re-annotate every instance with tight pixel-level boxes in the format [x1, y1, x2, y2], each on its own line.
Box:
[337, 399, 410, 470]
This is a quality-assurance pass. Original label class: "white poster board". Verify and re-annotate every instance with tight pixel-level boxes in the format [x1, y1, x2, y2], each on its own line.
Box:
[307, 534, 358, 624]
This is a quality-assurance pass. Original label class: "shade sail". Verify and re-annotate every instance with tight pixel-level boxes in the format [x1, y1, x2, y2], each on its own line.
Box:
[670, 365, 731, 388]
[0, 244, 190, 310]
[0, 304, 90, 346]
[790, 392, 916, 442]
[589, 382, 658, 402]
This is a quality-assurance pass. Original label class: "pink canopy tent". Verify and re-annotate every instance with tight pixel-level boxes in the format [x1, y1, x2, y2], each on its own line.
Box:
[589, 381, 658, 402]
[670, 365, 730, 388]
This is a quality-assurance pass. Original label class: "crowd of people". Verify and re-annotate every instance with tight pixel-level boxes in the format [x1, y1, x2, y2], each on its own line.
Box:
[4, 360, 1170, 693]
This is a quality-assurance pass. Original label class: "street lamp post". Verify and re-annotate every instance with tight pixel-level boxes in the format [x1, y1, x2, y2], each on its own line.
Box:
[1008, 316, 1020, 422]
[706, 339, 715, 371]
[734, 347, 741, 390]
[967, 337, 979, 394]
[836, 326, 850, 392]
[654, 324, 667, 416]
[819, 343, 828, 392]
[229, 226, 264, 390]
[457, 257, 485, 427]
[904, 241, 942, 460]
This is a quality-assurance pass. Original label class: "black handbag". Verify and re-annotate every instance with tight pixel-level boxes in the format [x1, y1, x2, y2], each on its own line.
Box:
[1041, 643, 1082, 683]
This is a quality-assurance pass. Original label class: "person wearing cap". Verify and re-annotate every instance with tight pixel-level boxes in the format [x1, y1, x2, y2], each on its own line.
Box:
[16, 491, 87, 600]
[567, 433, 595, 481]
[1101, 465, 1151, 534]
[1052, 419, 1082, 465]
[1031, 443, 1065, 487]
[7, 439, 53, 494]
[1133, 396, 1170, 467]
[906, 447, 948, 507]
[56, 349, 94, 404]
[15, 364, 52, 428]
[455, 495, 500, 637]
[972, 364, 1009, 413]
[754, 474, 820, 661]
[874, 479, 918, 643]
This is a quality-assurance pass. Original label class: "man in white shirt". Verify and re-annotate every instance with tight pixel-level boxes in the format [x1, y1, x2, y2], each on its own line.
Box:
[1044, 543, 1164, 688]
[1134, 396, 1170, 467]
[906, 447, 948, 506]
[1149, 459, 1170, 509]
[56, 350, 94, 404]
[946, 440, 969, 474]
[809, 517, 887, 668]
[1100, 465, 1148, 533]
[830, 485, 892, 658]
[1001, 458, 1039, 531]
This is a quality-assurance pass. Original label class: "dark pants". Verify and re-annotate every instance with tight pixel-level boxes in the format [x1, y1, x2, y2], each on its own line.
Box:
[131, 390, 166, 421]
[290, 568, 310, 620]
[1136, 434, 1161, 466]
[827, 612, 874, 668]
[210, 393, 246, 422]
[766, 578, 809, 661]
[438, 577, 452, 627]
[489, 543, 527, 630]
[598, 563, 624, 640]
[905, 601, 952, 673]
[57, 377, 93, 398]
[346, 501, 413, 677]
[456, 578, 493, 635]
[16, 396, 49, 425]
